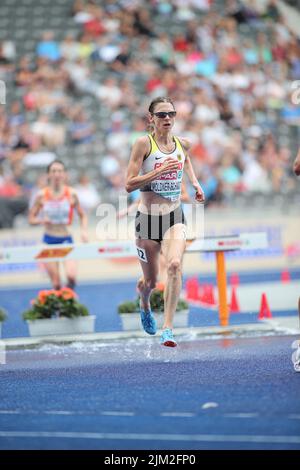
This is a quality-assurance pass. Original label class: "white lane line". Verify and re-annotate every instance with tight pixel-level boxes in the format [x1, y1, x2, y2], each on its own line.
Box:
[0, 411, 297, 422]
[101, 411, 135, 417]
[0, 410, 135, 417]
[224, 413, 259, 419]
[0, 431, 299, 444]
[0, 410, 76, 416]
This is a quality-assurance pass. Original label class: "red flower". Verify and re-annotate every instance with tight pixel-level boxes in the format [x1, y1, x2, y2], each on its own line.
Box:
[37, 289, 61, 304]
[57, 287, 77, 300]
[155, 282, 165, 292]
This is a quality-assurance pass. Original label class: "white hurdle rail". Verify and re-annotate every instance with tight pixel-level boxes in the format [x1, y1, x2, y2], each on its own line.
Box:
[0, 232, 268, 327]
[0, 233, 267, 264]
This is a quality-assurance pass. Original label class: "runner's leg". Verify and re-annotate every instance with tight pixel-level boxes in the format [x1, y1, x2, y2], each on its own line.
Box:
[44, 262, 61, 290]
[136, 238, 161, 310]
[161, 224, 186, 329]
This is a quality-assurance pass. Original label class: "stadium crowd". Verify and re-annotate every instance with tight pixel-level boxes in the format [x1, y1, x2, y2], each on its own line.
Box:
[0, 0, 300, 227]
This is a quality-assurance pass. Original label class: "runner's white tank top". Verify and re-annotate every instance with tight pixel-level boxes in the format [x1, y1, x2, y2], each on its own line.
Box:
[140, 134, 185, 202]
[42, 186, 74, 225]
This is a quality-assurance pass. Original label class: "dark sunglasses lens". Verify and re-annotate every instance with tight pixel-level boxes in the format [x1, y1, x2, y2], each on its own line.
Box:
[155, 112, 176, 118]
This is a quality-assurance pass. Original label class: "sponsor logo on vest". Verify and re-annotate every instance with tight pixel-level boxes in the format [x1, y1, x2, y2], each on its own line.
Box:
[154, 162, 183, 170]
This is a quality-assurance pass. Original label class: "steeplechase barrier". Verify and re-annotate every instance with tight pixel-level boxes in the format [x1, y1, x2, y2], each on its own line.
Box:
[0, 232, 268, 326]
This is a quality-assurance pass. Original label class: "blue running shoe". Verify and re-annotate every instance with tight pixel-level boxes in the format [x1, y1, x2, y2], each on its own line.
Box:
[140, 305, 157, 335]
[160, 328, 177, 347]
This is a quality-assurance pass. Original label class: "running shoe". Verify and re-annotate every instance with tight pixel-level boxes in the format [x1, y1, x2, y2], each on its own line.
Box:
[295, 298, 300, 372]
[293, 344, 300, 372]
[140, 305, 157, 335]
[160, 328, 177, 347]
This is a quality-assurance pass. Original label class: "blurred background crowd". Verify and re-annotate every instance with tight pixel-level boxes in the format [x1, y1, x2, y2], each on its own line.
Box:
[0, 0, 300, 228]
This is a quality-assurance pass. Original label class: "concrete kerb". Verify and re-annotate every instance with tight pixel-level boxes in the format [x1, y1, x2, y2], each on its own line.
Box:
[1, 322, 297, 351]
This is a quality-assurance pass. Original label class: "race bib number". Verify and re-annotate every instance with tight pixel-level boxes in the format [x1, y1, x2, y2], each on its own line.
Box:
[136, 247, 148, 263]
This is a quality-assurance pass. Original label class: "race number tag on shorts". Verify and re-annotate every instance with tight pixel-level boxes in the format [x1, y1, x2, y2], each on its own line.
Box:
[136, 247, 148, 263]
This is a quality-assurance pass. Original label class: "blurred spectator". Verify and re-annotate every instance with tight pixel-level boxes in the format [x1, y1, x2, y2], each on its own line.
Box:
[72, 0, 96, 24]
[99, 153, 124, 194]
[15, 56, 35, 87]
[78, 33, 95, 59]
[226, 0, 260, 25]
[193, 165, 224, 206]
[96, 77, 122, 108]
[0, 41, 16, 63]
[242, 155, 272, 193]
[92, 36, 121, 63]
[60, 35, 80, 62]
[23, 143, 57, 168]
[219, 152, 242, 193]
[83, 7, 106, 37]
[69, 109, 95, 145]
[8, 102, 25, 128]
[109, 41, 131, 73]
[0, 166, 28, 228]
[31, 114, 66, 148]
[36, 32, 61, 62]
[133, 9, 157, 38]
[74, 173, 101, 214]
[262, 0, 281, 22]
[0, 0, 299, 229]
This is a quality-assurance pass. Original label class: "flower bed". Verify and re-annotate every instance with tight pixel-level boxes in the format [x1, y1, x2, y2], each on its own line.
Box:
[23, 288, 95, 337]
[23, 288, 88, 320]
[118, 284, 189, 331]
[0, 308, 7, 338]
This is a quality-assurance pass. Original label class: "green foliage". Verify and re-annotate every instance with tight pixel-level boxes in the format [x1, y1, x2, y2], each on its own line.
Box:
[118, 300, 139, 314]
[0, 308, 7, 322]
[149, 289, 164, 312]
[118, 288, 189, 314]
[22, 290, 89, 321]
[177, 298, 189, 311]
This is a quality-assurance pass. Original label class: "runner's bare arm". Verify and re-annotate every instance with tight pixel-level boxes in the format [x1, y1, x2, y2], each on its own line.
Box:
[126, 136, 180, 193]
[293, 148, 300, 176]
[179, 138, 205, 203]
[180, 179, 190, 203]
[28, 192, 46, 225]
[118, 198, 140, 218]
[73, 191, 88, 242]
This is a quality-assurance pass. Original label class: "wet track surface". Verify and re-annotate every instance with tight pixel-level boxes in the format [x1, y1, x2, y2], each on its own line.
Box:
[0, 334, 299, 449]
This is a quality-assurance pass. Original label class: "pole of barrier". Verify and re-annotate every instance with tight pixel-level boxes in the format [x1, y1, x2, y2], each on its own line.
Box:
[215, 251, 229, 327]
[0, 233, 269, 327]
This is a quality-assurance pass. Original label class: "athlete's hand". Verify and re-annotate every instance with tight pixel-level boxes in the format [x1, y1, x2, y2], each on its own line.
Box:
[194, 185, 205, 203]
[156, 157, 180, 176]
[293, 147, 300, 176]
[117, 208, 128, 219]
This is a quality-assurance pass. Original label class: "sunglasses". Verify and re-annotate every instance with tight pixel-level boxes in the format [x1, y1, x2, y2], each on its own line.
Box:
[152, 111, 177, 119]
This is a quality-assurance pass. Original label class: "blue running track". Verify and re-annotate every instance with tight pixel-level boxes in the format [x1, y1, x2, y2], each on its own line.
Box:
[0, 334, 299, 450]
[0, 270, 298, 338]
